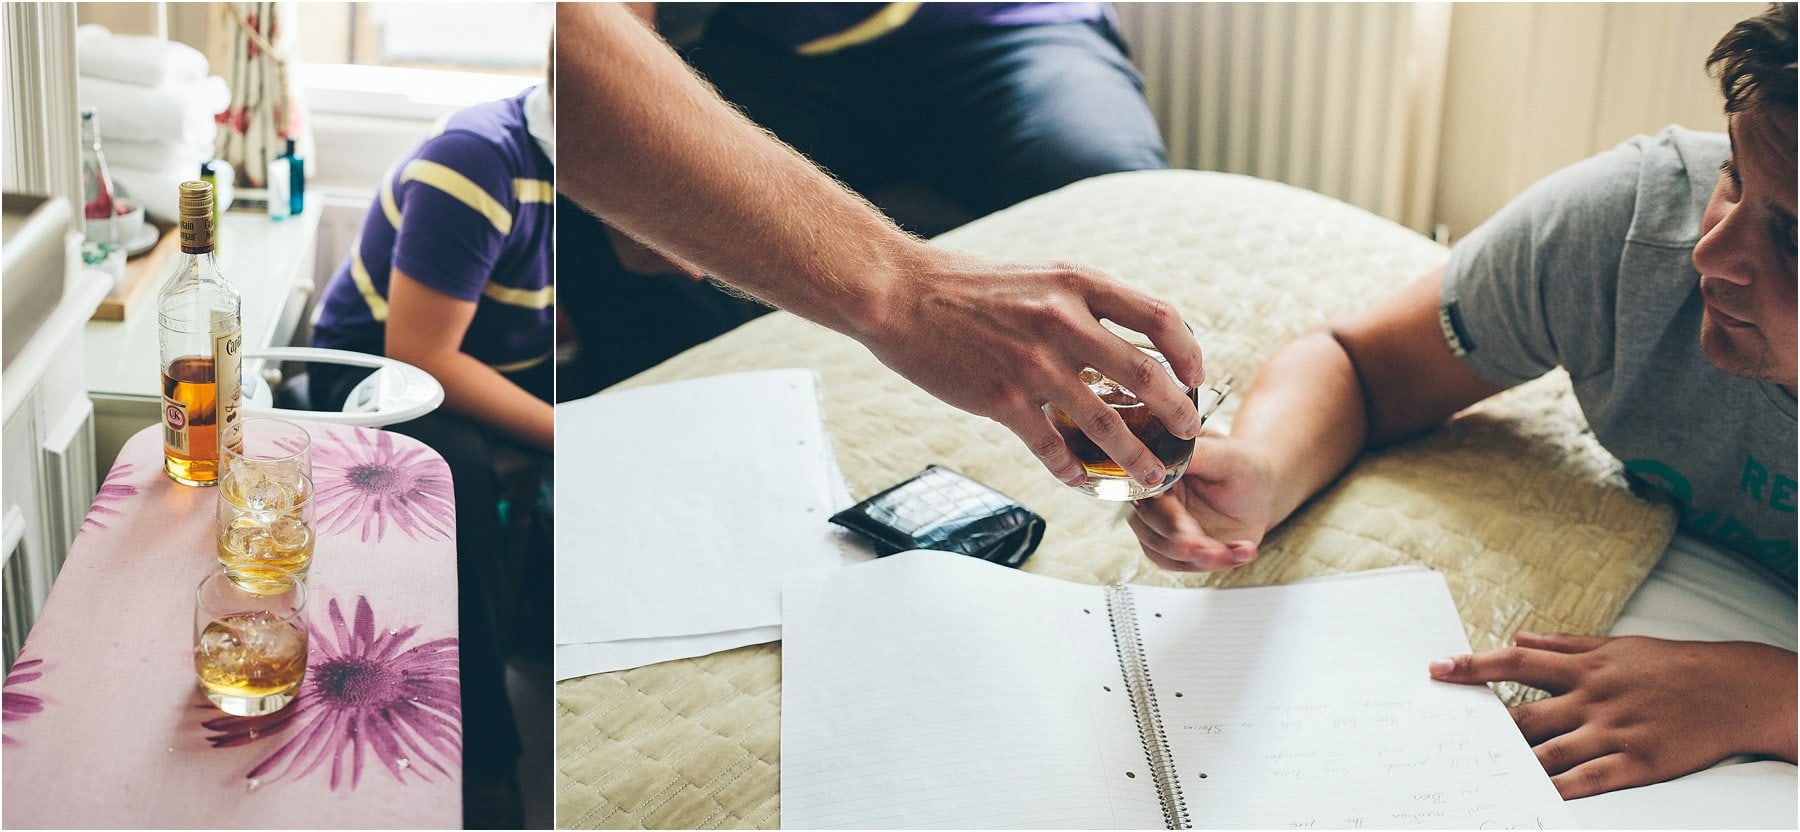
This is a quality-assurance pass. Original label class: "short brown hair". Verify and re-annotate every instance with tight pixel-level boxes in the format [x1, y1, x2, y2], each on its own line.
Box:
[1708, 3, 1796, 115]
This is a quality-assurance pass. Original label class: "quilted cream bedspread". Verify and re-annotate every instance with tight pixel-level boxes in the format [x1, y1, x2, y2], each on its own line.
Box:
[555, 171, 1675, 829]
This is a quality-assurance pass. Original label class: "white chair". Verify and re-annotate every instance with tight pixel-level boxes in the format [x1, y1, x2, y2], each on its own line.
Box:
[241, 346, 443, 427]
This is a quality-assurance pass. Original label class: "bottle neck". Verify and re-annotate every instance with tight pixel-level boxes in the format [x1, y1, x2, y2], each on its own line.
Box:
[180, 213, 217, 255]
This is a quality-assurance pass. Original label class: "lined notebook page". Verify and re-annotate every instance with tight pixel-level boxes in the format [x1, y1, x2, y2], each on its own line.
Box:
[782, 551, 1165, 829]
[1132, 570, 1577, 829]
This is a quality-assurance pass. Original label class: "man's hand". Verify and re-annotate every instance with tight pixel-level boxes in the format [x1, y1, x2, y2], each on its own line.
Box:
[1429, 632, 1799, 799]
[860, 250, 1206, 489]
[1125, 432, 1279, 571]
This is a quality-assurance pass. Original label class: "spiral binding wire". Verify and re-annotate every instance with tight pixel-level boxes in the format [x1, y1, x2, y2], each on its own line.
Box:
[1105, 585, 1191, 829]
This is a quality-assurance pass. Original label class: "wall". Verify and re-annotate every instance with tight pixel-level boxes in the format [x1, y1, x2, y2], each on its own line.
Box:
[1432, 2, 1761, 239]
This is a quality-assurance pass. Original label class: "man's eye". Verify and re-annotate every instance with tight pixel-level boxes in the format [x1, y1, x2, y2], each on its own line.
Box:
[1720, 160, 1744, 198]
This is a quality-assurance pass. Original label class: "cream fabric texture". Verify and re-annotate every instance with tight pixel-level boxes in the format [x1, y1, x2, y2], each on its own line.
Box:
[554, 171, 1673, 829]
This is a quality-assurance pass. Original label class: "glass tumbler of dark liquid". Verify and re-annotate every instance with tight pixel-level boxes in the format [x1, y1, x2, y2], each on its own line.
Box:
[1047, 345, 1231, 501]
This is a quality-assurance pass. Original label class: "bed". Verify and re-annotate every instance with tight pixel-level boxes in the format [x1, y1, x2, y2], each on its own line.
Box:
[554, 170, 1796, 829]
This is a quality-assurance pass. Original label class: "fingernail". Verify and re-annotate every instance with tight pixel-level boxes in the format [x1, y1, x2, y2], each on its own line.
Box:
[1428, 658, 1454, 676]
[1516, 630, 1540, 640]
[1230, 550, 1254, 565]
[1139, 468, 1164, 487]
[1176, 414, 1203, 439]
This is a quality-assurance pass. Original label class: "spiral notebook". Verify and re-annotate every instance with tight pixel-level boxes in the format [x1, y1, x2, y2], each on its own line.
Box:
[781, 550, 1575, 829]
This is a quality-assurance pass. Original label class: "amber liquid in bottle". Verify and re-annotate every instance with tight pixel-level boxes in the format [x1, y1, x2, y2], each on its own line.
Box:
[159, 181, 242, 485]
[162, 356, 221, 483]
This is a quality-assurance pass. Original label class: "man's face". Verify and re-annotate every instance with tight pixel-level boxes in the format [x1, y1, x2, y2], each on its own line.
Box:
[1692, 109, 1798, 393]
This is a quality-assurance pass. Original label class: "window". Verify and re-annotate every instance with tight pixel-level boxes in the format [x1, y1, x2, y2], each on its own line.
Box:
[296, 2, 551, 119]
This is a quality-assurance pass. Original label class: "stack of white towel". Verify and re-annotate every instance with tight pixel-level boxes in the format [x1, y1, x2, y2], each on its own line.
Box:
[76, 25, 231, 223]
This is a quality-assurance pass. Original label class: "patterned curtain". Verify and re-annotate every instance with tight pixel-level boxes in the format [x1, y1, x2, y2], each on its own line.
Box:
[214, 1, 304, 188]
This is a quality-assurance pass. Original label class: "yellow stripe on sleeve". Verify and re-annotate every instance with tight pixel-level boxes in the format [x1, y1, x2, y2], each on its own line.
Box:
[515, 178, 555, 204]
[400, 159, 513, 236]
[795, 3, 922, 55]
[380, 172, 403, 231]
[481, 282, 554, 309]
[489, 350, 552, 374]
[348, 238, 390, 322]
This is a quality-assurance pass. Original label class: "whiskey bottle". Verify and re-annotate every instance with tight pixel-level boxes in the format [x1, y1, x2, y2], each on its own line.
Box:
[158, 181, 243, 486]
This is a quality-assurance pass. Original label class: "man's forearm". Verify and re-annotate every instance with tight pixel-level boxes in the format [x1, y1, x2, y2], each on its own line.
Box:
[556, 3, 921, 342]
[412, 350, 555, 451]
[1229, 329, 1372, 532]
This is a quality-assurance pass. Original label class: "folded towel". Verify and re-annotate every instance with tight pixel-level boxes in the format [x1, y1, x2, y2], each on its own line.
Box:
[111, 158, 207, 223]
[100, 138, 215, 175]
[78, 75, 230, 146]
[76, 24, 209, 88]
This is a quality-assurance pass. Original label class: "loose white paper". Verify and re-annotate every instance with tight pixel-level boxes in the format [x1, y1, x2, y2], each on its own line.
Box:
[554, 369, 849, 646]
[553, 626, 782, 681]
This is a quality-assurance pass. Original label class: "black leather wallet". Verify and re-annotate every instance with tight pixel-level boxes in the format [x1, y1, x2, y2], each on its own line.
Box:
[828, 465, 1046, 568]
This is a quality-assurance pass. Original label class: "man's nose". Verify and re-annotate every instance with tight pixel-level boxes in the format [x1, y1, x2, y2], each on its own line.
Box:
[1693, 205, 1756, 286]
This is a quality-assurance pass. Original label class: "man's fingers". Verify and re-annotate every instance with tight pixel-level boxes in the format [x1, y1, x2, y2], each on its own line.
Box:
[1085, 278, 1206, 391]
[1080, 331, 1204, 441]
[1427, 646, 1581, 693]
[1508, 696, 1584, 745]
[1127, 500, 1242, 571]
[1047, 389, 1166, 487]
[1551, 753, 1653, 801]
[1513, 630, 1609, 654]
[1003, 408, 1087, 486]
[1530, 726, 1611, 776]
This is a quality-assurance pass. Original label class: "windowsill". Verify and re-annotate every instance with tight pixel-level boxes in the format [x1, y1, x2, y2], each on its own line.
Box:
[298, 63, 536, 121]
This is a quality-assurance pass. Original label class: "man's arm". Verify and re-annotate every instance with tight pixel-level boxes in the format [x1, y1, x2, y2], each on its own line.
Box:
[554, 3, 1205, 489]
[385, 270, 554, 451]
[1130, 265, 1505, 570]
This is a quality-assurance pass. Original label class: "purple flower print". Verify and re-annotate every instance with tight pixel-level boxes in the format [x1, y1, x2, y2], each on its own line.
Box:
[311, 429, 453, 543]
[80, 463, 140, 533]
[201, 595, 460, 790]
[4, 657, 46, 746]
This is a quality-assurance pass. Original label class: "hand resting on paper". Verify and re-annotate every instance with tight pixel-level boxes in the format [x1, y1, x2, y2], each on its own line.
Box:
[1126, 430, 1279, 572]
[1428, 631, 1799, 799]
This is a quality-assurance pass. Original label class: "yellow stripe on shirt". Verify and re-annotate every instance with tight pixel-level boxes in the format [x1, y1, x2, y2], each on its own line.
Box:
[481, 281, 554, 309]
[380, 173, 403, 231]
[795, 3, 922, 55]
[400, 159, 513, 236]
[489, 350, 551, 374]
[515, 178, 554, 204]
[348, 237, 391, 322]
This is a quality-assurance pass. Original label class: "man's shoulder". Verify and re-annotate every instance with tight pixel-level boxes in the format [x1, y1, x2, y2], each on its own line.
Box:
[415, 93, 537, 178]
[1621, 125, 1728, 249]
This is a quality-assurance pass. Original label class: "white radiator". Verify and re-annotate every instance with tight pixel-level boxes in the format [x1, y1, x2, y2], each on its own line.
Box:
[1115, 3, 1451, 233]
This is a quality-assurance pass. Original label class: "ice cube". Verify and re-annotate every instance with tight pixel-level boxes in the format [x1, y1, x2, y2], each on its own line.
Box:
[267, 516, 311, 551]
[241, 477, 295, 512]
[240, 616, 305, 663]
[220, 521, 274, 560]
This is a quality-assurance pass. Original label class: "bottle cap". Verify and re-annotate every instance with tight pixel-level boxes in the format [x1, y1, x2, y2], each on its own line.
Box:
[179, 180, 214, 219]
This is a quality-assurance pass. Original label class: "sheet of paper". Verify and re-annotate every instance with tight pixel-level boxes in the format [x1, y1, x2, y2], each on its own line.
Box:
[553, 626, 781, 681]
[555, 369, 849, 645]
[1131, 569, 1577, 830]
[783, 551, 1166, 830]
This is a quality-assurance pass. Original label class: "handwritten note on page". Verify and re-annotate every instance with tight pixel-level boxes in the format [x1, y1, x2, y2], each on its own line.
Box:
[554, 369, 849, 645]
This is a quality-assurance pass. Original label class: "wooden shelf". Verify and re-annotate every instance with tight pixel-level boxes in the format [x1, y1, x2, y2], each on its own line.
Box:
[90, 223, 177, 322]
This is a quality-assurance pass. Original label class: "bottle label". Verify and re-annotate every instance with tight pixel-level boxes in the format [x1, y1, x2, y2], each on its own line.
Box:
[162, 396, 190, 455]
[215, 326, 244, 457]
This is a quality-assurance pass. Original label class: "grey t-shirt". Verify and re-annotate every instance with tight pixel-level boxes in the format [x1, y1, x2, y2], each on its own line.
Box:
[1441, 125, 1796, 584]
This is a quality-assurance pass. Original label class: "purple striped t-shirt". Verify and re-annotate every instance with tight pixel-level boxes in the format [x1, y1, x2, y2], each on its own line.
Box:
[312, 88, 553, 374]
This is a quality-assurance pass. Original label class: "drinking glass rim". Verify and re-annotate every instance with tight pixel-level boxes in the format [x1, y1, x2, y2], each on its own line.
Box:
[218, 468, 315, 510]
[196, 563, 308, 614]
[223, 416, 313, 464]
